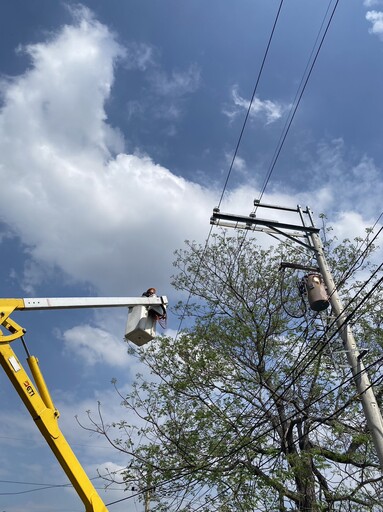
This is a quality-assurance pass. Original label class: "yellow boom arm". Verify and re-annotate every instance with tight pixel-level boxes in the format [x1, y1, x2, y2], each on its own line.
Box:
[0, 295, 168, 512]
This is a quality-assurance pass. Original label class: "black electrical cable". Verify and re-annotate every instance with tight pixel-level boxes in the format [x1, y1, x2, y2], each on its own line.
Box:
[256, 368, 383, 478]
[163, 251, 383, 495]
[0, 468, 127, 496]
[217, 0, 285, 209]
[268, 250, 383, 392]
[194, 0, 343, 426]
[336, 218, 383, 291]
[104, 356, 383, 509]
[176, 251, 383, 485]
[174, 1, 286, 341]
[219, 265, 383, 451]
[176, 0, 341, 349]
[105, 271, 383, 509]
[175, 0, 340, 355]
[266, 260, 383, 407]
[119, 0, 380, 495]
[255, 0, 340, 205]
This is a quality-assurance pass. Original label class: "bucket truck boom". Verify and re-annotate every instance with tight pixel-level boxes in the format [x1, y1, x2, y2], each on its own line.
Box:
[0, 293, 168, 512]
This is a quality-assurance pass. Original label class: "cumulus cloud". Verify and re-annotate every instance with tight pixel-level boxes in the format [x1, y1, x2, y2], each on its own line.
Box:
[0, 7, 209, 296]
[223, 85, 288, 125]
[366, 10, 383, 37]
[61, 323, 129, 366]
[0, 7, 380, 371]
[3, 10, 382, 512]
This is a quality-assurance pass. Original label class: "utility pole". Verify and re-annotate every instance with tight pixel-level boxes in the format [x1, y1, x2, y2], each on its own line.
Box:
[309, 225, 383, 468]
[144, 488, 150, 512]
[211, 202, 383, 469]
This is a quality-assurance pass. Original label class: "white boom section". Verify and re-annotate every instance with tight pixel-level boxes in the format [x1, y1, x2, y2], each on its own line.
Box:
[21, 296, 168, 310]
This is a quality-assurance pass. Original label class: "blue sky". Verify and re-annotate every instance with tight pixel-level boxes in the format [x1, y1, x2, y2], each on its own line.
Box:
[0, 1, 383, 511]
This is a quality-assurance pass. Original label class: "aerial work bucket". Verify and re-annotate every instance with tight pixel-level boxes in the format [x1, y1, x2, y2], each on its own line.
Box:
[125, 305, 157, 346]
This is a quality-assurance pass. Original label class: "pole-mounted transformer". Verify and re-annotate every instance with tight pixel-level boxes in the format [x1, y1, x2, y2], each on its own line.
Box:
[303, 273, 329, 312]
[210, 203, 383, 469]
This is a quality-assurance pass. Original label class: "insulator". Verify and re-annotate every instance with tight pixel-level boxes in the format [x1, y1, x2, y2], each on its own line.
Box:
[304, 273, 329, 312]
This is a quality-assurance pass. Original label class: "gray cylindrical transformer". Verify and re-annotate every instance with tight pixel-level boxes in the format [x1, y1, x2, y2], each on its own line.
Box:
[304, 273, 329, 312]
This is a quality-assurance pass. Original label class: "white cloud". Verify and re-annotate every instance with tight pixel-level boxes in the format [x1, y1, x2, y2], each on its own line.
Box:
[0, 7, 380, 326]
[299, 139, 383, 221]
[61, 323, 129, 366]
[366, 10, 383, 37]
[3, 8, 381, 511]
[149, 64, 201, 97]
[328, 211, 373, 242]
[232, 155, 247, 173]
[0, 8, 210, 297]
[224, 85, 288, 125]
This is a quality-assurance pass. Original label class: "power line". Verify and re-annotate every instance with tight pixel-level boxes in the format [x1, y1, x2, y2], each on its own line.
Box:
[0, 468, 127, 496]
[193, 0, 342, 388]
[175, 0, 340, 345]
[336, 214, 383, 290]
[217, 0, 285, 209]
[260, 209, 383, 402]
[104, 357, 383, 509]
[168, 240, 383, 490]
[255, 0, 340, 204]
[104, 270, 383, 508]
[174, 2, 286, 341]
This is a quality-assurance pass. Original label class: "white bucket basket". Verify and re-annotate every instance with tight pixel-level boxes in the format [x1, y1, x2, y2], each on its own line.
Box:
[125, 305, 157, 346]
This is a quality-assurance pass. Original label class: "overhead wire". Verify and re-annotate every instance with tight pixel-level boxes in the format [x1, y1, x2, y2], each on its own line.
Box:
[123, 223, 383, 509]
[148, 229, 383, 509]
[247, 206, 383, 418]
[172, 0, 341, 419]
[227, 260, 383, 444]
[4, 1, 374, 510]
[265, 209, 383, 387]
[256, 364, 383, 477]
[175, 0, 340, 343]
[261, 256, 383, 408]
[111, 1, 381, 507]
[217, 0, 285, 210]
[254, 0, 340, 205]
[138, 0, 383, 505]
[336, 214, 383, 290]
[204, 0, 341, 372]
[104, 355, 383, 509]
[218, 246, 383, 442]
[174, 0, 285, 339]
[0, 467, 128, 496]
[104, 268, 383, 508]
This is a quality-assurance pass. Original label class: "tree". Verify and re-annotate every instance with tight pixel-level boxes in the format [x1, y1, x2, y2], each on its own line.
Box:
[84, 230, 383, 511]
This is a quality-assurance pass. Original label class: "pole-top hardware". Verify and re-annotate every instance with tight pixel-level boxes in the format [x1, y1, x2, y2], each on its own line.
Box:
[211, 200, 383, 469]
[279, 262, 320, 273]
[358, 349, 369, 360]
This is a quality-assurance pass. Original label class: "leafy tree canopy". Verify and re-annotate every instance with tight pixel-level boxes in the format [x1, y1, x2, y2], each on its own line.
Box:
[84, 230, 383, 511]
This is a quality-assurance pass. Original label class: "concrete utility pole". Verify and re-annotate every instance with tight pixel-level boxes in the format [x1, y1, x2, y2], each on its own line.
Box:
[211, 202, 383, 469]
[144, 488, 150, 512]
[309, 228, 383, 468]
